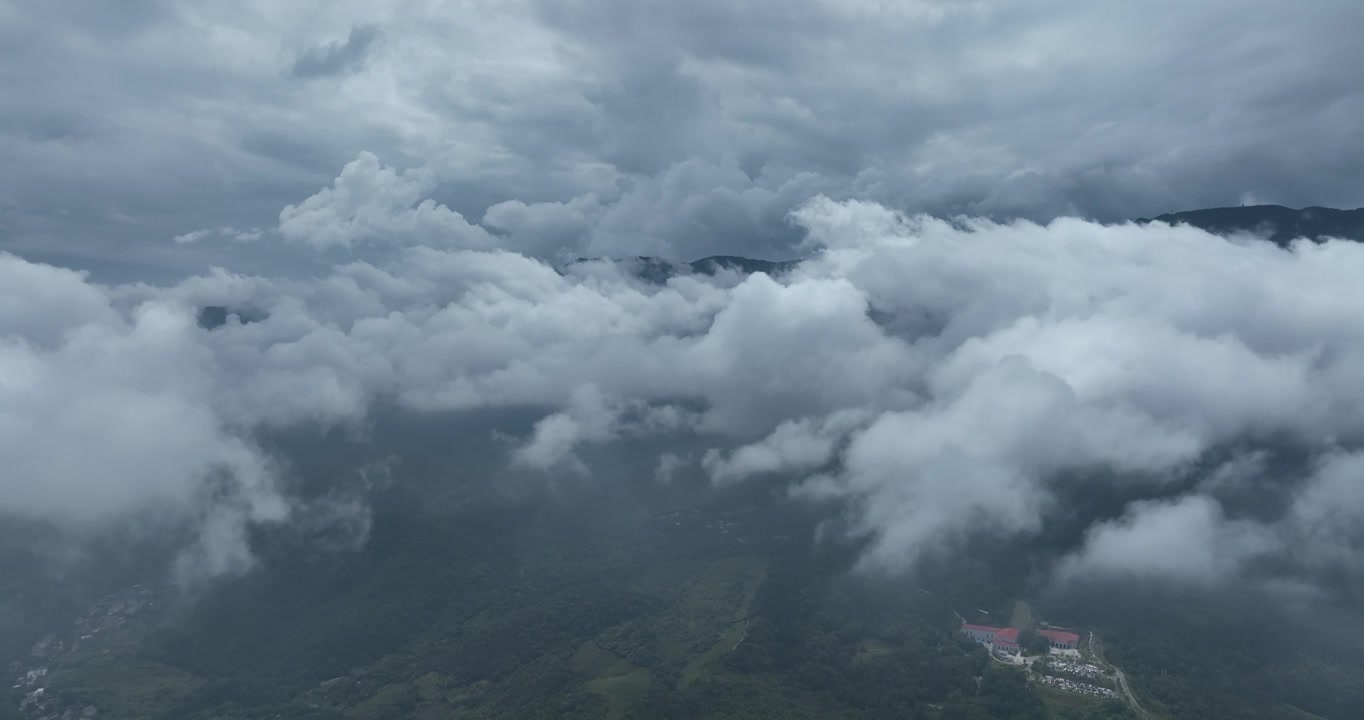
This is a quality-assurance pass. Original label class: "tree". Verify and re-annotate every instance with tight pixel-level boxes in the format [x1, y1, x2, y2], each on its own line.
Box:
[1017, 629, 1050, 657]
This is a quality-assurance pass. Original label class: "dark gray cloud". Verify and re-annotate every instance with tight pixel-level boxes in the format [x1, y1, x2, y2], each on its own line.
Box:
[290, 24, 380, 78]
[2, 1, 1362, 276]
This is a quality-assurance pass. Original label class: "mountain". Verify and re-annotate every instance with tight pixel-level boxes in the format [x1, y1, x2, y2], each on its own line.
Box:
[687, 255, 801, 277]
[1136, 205, 1364, 245]
[575, 206, 1364, 287]
[564, 255, 800, 283]
[196, 306, 266, 330]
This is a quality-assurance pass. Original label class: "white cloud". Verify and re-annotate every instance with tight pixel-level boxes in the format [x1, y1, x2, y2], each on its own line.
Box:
[783, 200, 1364, 578]
[278, 152, 496, 250]
[9, 197, 1364, 592]
[0, 263, 291, 583]
[703, 410, 870, 483]
[173, 227, 267, 245]
[0, 253, 120, 347]
[1284, 452, 1364, 571]
[173, 229, 213, 245]
[512, 387, 619, 473]
[1056, 496, 1277, 584]
[654, 452, 689, 484]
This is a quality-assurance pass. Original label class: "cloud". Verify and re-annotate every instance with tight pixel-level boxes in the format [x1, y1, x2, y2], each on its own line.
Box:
[1055, 496, 1277, 585]
[1057, 450, 1364, 590]
[512, 388, 700, 472]
[512, 387, 619, 473]
[4, 1, 1362, 275]
[173, 227, 266, 244]
[703, 410, 870, 484]
[779, 200, 1364, 585]
[173, 229, 213, 245]
[278, 152, 496, 251]
[654, 452, 689, 484]
[481, 195, 599, 259]
[3, 0, 1363, 608]
[290, 24, 381, 78]
[8, 195, 1364, 599]
[1282, 452, 1364, 573]
[0, 254, 290, 583]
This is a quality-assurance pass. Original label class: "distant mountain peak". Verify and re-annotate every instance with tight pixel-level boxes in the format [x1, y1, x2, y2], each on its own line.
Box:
[197, 305, 267, 330]
[564, 254, 801, 283]
[565, 206, 1363, 284]
[1136, 204, 1364, 245]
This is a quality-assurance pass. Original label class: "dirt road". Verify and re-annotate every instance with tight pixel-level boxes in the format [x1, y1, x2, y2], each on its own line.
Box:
[1089, 631, 1153, 720]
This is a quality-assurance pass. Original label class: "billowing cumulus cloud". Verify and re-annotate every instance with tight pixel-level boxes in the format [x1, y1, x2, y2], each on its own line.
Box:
[1057, 450, 1364, 592]
[278, 152, 496, 251]
[1056, 496, 1277, 585]
[0, 254, 289, 583]
[6, 196, 1364, 597]
[703, 410, 871, 484]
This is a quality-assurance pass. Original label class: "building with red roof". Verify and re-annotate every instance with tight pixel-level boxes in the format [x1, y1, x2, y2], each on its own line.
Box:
[1039, 629, 1080, 650]
[959, 622, 1081, 654]
[960, 624, 1001, 644]
[992, 627, 1021, 653]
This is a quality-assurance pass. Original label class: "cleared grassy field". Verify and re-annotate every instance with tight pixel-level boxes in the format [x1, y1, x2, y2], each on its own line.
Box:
[852, 638, 898, 664]
[573, 642, 653, 720]
[586, 670, 652, 720]
[680, 619, 748, 687]
[49, 653, 202, 719]
[598, 554, 768, 680]
[1036, 683, 1111, 718]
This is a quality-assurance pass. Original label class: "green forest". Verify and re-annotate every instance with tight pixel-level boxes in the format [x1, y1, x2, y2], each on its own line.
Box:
[5, 421, 1362, 720]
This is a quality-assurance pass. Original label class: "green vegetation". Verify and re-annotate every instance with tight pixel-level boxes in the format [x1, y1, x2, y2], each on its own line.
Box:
[1272, 703, 1328, 720]
[573, 642, 653, 719]
[1018, 628, 1052, 657]
[585, 667, 651, 720]
[18, 466, 1083, 720]
[1082, 605, 1364, 720]
[851, 638, 898, 664]
[1037, 687, 1134, 720]
[678, 619, 746, 687]
[9, 424, 1360, 720]
[53, 653, 202, 718]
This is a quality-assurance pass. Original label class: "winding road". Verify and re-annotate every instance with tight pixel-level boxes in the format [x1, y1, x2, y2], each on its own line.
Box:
[1089, 631, 1152, 720]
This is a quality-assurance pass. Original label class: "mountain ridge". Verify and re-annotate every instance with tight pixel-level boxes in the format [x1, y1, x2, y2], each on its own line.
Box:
[566, 205, 1364, 284]
[562, 254, 801, 283]
[1135, 204, 1364, 245]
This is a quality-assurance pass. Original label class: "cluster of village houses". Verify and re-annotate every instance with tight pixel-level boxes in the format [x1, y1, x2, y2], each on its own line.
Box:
[9, 585, 153, 719]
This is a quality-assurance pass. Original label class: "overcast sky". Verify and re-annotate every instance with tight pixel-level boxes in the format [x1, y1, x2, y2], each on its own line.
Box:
[2, 0, 1362, 280]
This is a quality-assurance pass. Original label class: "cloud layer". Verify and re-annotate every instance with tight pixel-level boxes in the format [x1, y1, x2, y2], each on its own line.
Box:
[5, 197, 1364, 596]
[2, 1, 1361, 276]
